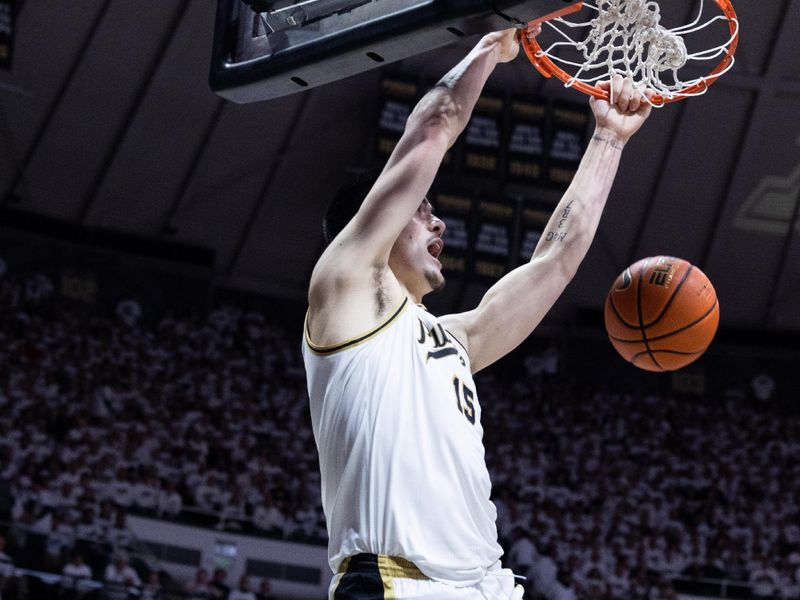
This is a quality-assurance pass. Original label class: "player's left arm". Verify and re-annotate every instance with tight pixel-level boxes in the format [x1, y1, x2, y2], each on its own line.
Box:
[441, 76, 653, 373]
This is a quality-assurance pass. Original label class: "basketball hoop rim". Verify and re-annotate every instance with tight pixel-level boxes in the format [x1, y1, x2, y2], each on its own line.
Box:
[521, 0, 740, 106]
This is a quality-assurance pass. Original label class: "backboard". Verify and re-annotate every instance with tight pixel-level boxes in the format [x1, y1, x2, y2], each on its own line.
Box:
[210, 0, 578, 103]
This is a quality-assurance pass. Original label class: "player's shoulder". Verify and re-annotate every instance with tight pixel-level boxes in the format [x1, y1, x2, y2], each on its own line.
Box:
[306, 266, 407, 351]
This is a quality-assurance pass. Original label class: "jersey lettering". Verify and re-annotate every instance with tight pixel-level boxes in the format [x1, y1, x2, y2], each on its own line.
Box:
[417, 319, 465, 365]
[452, 376, 476, 425]
[418, 319, 449, 347]
[427, 347, 460, 361]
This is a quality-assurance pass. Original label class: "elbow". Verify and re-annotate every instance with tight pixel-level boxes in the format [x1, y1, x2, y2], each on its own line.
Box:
[407, 88, 459, 147]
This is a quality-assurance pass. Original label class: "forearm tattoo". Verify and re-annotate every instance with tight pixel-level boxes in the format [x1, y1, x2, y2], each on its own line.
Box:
[544, 198, 575, 243]
[545, 231, 568, 242]
[592, 133, 625, 151]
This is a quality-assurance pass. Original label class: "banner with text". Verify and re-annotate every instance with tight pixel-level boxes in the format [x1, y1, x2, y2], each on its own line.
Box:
[461, 93, 505, 177]
[506, 97, 547, 185]
[472, 196, 516, 283]
[435, 190, 474, 278]
[376, 76, 419, 160]
[546, 100, 590, 187]
[517, 198, 554, 263]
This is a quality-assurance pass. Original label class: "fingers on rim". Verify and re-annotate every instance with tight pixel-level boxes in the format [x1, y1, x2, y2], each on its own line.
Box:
[596, 80, 612, 91]
[611, 73, 625, 93]
[622, 77, 635, 95]
[524, 23, 542, 40]
[631, 84, 652, 111]
[598, 76, 646, 105]
[617, 80, 634, 112]
[596, 77, 656, 110]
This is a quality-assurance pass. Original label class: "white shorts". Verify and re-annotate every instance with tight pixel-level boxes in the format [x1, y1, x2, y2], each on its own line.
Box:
[329, 554, 524, 600]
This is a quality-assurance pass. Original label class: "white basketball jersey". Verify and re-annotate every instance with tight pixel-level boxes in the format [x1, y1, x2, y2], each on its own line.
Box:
[302, 298, 503, 586]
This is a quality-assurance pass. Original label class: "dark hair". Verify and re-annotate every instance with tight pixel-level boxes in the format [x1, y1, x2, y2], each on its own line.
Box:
[323, 170, 381, 245]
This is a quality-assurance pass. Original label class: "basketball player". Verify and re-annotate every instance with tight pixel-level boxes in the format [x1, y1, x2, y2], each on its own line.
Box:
[303, 26, 651, 600]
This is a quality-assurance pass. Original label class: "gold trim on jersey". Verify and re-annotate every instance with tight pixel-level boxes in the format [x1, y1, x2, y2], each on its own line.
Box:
[338, 556, 352, 573]
[336, 554, 428, 582]
[328, 556, 350, 599]
[376, 555, 428, 581]
[377, 556, 396, 599]
[305, 298, 409, 356]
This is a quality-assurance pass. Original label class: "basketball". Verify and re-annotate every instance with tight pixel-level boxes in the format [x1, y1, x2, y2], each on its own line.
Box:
[604, 256, 719, 372]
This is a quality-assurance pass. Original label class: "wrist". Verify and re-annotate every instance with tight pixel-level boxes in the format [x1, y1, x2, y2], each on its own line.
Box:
[477, 33, 503, 60]
[480, 29, 519, 64]
[592, 127, 627, 150]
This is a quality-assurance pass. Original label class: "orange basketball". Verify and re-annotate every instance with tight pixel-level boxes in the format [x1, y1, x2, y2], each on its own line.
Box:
[604, 256, 719, 372]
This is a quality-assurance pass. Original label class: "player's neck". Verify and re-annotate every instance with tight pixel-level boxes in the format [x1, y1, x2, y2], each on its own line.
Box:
[392, 271, 427, 306]
[403, 286, 424, 306]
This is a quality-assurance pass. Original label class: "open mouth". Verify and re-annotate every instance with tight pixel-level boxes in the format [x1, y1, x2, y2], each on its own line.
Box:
[427, 238, 444, 259]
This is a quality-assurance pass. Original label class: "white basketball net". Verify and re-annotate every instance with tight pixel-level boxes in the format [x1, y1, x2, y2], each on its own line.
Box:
[537, 0, 739, 105]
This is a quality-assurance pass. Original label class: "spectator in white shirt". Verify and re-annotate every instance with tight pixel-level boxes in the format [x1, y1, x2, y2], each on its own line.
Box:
[105, 553, 141, 587]
[228, 575, 257, 600]
[252, 503, 287, 537]
[107, 510, 132, 548]
[75, 507, 103, 541]
[61, 551, 94, 594]
[157, 480, 183, 517]
[185, 567, 212, 598]
[44, 510, 76, 571]
[133, 474, 160, 513]
[195, 474, 221, 512]
[530, 543, 559, 599]
[108, 469, 134, 508]
[141, 570, 162, 600]
[606, 559, 631, 598]
[750, 557, 780, 597]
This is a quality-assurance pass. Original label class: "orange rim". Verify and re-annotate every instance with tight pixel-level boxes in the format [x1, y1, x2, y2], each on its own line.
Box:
[521, 0, 740, 105]
[528, 2, 585, 25]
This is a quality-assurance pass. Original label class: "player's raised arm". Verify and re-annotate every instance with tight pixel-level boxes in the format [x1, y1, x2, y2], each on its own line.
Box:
[441, 75, 653, 373]
[309, 29, 521, 297]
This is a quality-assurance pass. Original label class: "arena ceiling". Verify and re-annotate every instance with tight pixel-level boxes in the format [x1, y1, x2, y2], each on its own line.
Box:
[1, 0, 799, 338]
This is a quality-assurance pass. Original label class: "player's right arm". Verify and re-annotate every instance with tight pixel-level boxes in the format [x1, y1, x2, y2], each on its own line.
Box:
[307, 29, 523, 345]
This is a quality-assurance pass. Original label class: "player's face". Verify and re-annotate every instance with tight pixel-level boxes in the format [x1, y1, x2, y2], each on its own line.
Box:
[389, 199, 447, 299]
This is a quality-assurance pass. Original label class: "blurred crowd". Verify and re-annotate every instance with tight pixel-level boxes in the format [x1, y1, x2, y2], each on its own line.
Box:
[0, 272, 313, 598]
[484, 374, 800, 599]
[1, 269, 799, 599]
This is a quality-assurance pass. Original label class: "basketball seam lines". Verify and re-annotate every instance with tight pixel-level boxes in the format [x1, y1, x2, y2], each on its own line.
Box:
[609, 294, 639, 329]
[608, 298, 718, 344]
[646, 265, 694, 328]
[636, 259, 663, 371]
[630, 348, 708, 360]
